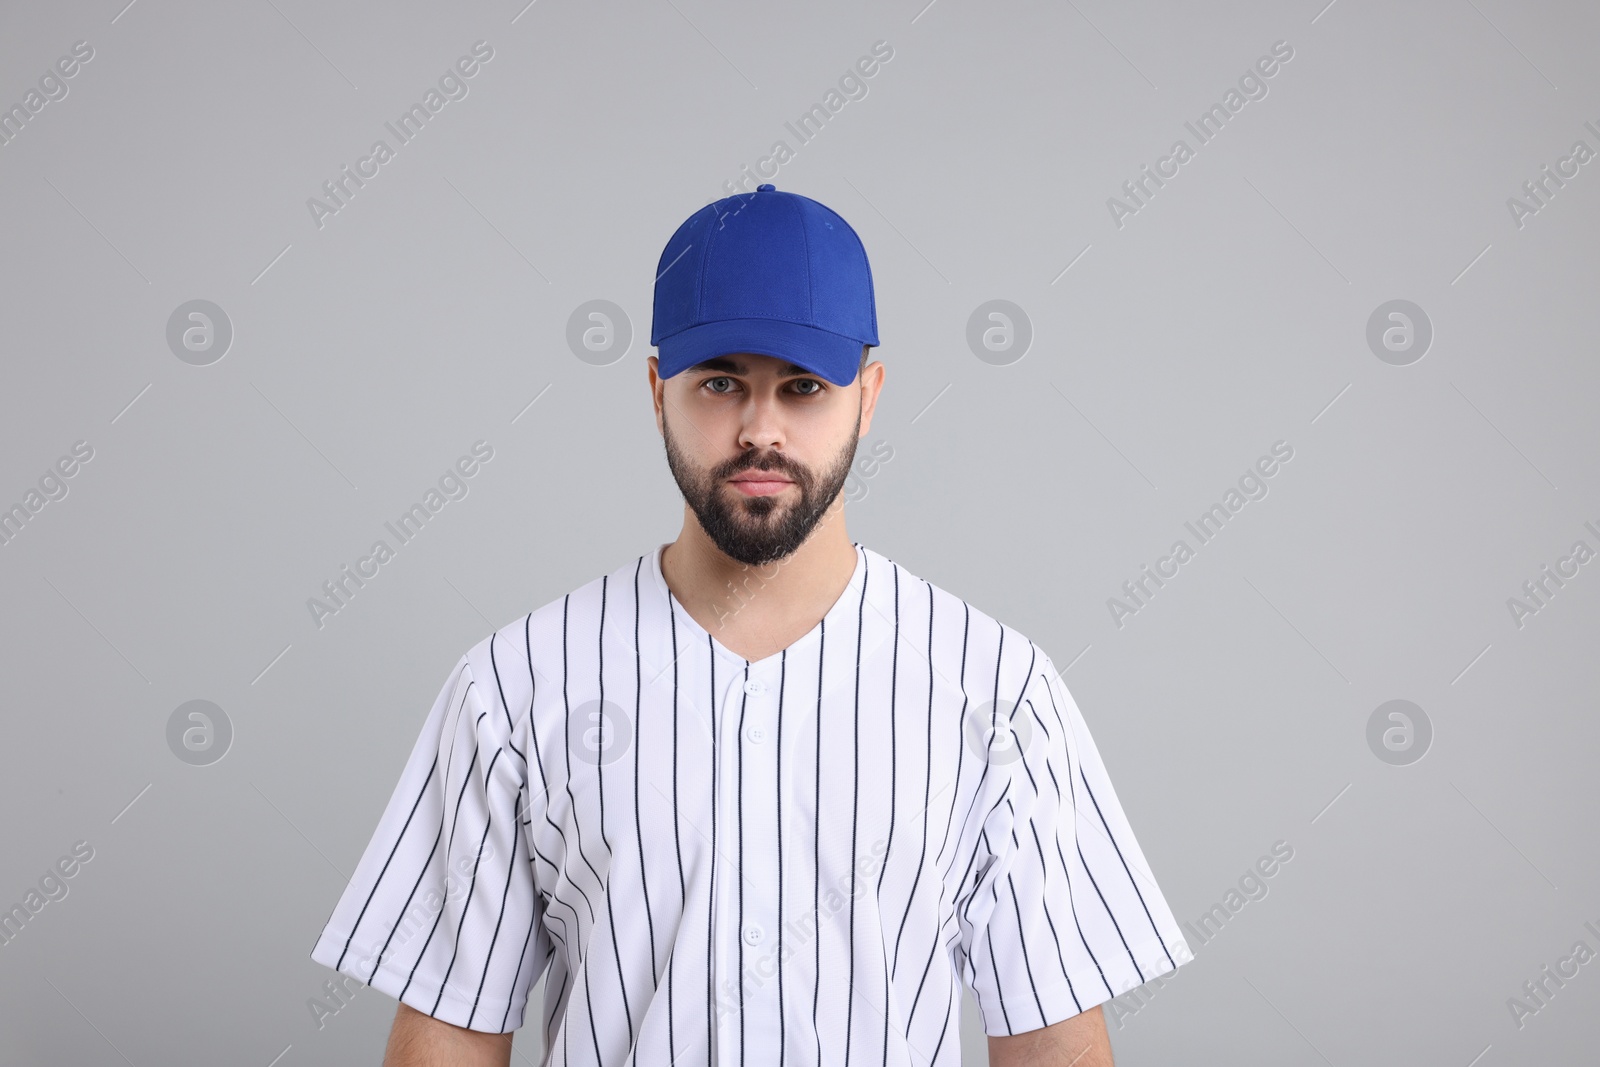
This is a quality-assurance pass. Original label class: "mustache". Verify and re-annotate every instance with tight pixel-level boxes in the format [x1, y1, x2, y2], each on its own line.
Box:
[723, 453, 802, 480]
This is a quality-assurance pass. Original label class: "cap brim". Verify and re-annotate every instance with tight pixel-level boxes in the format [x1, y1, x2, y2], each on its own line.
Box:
[657, 318, 868, 387]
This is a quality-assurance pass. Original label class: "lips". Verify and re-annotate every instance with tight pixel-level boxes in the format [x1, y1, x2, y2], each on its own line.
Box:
[729, 470, 793, 496]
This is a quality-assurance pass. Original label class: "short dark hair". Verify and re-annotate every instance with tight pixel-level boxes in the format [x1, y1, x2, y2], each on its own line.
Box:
[859, 345, 870, 376]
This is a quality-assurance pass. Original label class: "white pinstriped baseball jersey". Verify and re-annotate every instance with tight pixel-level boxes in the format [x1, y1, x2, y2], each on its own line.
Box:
[310, 540, 1191, 1063]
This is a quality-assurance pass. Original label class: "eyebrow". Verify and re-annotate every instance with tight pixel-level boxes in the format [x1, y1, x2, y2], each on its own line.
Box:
[689, 355, 816, 378]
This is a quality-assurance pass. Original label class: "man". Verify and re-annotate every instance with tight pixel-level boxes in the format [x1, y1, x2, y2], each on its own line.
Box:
[310, 183, 1190, 1066]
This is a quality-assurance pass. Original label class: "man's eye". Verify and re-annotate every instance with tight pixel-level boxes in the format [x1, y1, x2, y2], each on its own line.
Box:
[702, 377, 825, 395]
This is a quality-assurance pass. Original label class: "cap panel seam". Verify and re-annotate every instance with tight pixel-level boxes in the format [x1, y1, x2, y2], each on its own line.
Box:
[791, 194, 815, 323]
[861, 232, 877, 340]
[839, 206, 878, 342]
[693, 205, 722, 325]
[652, 213, 701, 345]
[811, 201, 876, 343]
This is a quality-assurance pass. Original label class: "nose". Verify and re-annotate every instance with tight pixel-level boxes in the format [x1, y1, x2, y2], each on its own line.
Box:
[737, 397, 786, 453]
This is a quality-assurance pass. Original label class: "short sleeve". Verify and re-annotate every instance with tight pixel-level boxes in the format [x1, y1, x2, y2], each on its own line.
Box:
[958, 653, 1192, 1036]
[309, 652, 554, 1033]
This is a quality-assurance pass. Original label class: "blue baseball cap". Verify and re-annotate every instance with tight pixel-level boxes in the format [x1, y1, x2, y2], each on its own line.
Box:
[651, 183, 879, 387]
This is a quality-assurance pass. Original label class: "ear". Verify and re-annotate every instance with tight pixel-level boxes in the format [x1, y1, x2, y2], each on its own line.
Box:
[647, 355, 666, 435]
[857, 358, 885, 437]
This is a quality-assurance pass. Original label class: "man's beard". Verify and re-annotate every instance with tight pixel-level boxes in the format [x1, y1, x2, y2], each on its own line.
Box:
[662, 404, 860, 567]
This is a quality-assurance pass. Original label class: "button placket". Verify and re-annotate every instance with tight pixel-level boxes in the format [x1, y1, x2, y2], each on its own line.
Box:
[714, 666, 756, 1041]
[732, 665, 784, 1032]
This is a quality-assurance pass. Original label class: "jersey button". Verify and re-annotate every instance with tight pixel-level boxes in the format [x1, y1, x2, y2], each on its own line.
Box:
[743, 680, 766, 695]
[744, 725, 766, 744]
[743, 924, 764, 945]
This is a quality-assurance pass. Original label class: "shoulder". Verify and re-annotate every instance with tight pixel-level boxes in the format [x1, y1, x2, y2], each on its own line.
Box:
[861, 544, 1053, 703]
[454, 549, 654, 729]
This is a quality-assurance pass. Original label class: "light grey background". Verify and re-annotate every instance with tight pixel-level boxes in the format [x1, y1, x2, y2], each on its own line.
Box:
[2, 0, 1597, 1064]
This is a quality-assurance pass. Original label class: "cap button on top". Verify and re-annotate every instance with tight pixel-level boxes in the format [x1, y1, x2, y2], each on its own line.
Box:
[756, 183, 775, 192]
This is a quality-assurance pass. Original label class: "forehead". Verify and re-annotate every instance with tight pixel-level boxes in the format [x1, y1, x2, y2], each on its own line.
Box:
[687, 352, 815, 377]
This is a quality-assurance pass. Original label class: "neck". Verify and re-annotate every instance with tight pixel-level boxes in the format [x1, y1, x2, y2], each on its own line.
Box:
[661, 499, 856, 650]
